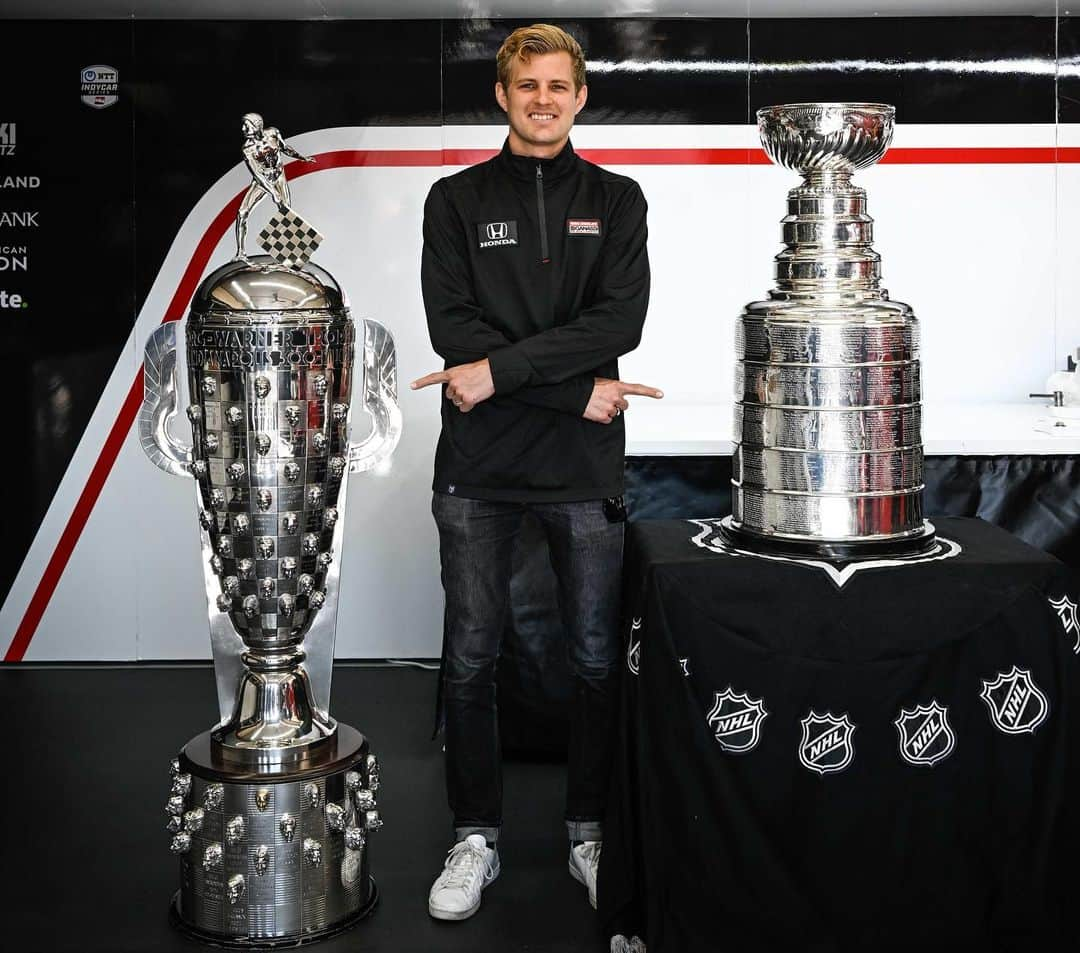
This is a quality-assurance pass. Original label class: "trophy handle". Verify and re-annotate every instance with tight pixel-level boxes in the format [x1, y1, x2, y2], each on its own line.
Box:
[138, 322, 194, 477]
[347, 318, 402, 473]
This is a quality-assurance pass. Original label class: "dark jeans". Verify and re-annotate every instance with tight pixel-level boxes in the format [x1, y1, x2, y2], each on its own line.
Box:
[432, 492, 624, 844]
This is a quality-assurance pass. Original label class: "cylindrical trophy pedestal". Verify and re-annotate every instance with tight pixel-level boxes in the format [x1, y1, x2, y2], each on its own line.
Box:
[167, 725, 380, 947]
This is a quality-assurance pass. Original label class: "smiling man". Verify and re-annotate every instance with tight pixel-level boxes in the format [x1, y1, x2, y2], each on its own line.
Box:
[413, 23, 659, 922]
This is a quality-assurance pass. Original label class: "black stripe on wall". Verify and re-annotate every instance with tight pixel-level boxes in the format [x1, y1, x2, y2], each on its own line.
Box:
[444, 17, 1058, 125]
[1058, 15, 1080, 123]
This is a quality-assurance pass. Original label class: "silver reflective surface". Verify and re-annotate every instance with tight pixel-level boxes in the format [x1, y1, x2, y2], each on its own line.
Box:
[758, 102, 893, 173]
[729, 102, 932, 548]
[348, 319, 402, 474]
[142, 123, 391, 947]
[169, 764, 374, 940]
[136, 253, 402, 751]
[138, 322, 193, 478]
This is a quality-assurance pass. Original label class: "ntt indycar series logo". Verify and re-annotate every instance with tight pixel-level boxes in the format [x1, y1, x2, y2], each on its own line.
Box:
[81, 65, 119, 109]
[477, 220, 518, 249]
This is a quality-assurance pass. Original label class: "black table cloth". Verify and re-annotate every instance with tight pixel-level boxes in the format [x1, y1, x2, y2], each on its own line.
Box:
[599, 517, 1080, 953]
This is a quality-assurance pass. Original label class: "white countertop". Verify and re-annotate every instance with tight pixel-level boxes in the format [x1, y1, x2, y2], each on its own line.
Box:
[624, 401, 1080, 456]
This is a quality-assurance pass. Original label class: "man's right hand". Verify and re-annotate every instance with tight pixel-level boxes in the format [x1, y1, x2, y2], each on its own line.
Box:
[584, 378, 664, 424]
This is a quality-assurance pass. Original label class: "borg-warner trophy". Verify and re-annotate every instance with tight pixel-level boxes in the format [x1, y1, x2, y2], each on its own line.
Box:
[139, 113, 402, 945]
[722, 102, 935, 559]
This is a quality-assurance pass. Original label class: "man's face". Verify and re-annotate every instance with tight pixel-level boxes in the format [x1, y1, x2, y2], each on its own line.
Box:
[496, 51, 587, 158]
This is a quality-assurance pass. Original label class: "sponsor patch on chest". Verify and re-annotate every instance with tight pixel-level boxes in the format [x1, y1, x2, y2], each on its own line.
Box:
[566, 218, 601, 236]
[477, 220, 518, 249]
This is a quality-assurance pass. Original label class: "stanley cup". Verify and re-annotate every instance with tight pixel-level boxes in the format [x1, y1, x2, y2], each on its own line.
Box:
[722, 103, 934, 558]
[139, 113, 401, 944]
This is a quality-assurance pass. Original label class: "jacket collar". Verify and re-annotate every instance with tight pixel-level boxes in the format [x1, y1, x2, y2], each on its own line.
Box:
[497, 138, 577, 183]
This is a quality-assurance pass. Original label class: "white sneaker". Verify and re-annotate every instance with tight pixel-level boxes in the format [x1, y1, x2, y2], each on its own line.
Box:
[428, 834, 500, 921]
[568, 840, 602, 909]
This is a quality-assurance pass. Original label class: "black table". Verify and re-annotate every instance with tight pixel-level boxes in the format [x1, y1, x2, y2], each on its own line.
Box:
[599, 517, 1080, 953]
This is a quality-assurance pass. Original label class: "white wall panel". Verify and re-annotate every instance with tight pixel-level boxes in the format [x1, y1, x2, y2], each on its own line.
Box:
[869, 161, 1057, 404]
[1055, 124, 1080, 379]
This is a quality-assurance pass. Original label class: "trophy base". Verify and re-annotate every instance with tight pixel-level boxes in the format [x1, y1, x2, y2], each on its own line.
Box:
[168, 879, 378, 949]
[168, 724, 379, 945]
[719, 516, 938, 562]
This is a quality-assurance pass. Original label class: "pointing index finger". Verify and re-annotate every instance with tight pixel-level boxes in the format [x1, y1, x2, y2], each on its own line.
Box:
[411, 371, 451, 390]
[619, 382, 665, 399]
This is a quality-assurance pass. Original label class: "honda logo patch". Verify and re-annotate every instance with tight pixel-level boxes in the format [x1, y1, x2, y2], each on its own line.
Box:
[707, 687, 768, 753]
[799, 711, 856, 775]
[566, 218, 601, 236]
[477, 220, 518, 249]
[980, 666, 1049, 734]
[894, 700, 955, 766]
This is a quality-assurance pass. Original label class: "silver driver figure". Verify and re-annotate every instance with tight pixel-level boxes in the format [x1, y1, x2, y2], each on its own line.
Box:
[235, 112, 315, 259]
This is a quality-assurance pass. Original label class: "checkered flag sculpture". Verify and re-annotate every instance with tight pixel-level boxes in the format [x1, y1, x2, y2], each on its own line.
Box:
[259, 208, 324, 268]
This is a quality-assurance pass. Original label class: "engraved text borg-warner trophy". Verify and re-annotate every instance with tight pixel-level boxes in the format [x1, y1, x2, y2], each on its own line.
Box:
[140, 113, 402, 945]
[723, 103, 934, 558]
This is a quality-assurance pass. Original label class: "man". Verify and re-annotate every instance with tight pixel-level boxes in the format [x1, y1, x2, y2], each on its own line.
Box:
[412, 23, 661, 922]
[234, 112, 314, 259]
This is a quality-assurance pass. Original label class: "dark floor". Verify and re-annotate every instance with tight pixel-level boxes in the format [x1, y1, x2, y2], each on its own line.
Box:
[0, 664, 608, 953]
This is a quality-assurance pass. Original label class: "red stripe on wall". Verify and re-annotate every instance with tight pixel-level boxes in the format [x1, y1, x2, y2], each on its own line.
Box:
[883, 146, 1079, 164]
[6, 141, 1080, 660]
[444, 146, 1080, 166]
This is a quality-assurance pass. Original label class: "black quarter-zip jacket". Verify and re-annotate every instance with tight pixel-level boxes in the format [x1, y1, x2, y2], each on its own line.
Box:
[420, 139, 650, 502]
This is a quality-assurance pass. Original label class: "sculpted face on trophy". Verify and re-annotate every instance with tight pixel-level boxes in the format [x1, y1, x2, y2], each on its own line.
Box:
[137, 112, 402, 944]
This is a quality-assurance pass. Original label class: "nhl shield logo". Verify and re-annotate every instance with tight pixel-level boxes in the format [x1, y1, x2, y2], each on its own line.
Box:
[1049, 594, 1080, 654]
[980, 666, 1049, 735]
[707, 687, 768, 754]
[894, 700, 955, 766]
[799, 711, 856, 775]
[626, 617, 642, 676]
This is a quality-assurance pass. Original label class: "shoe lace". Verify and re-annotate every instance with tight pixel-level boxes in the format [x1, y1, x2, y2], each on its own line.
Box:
[439, 840, 490, 889]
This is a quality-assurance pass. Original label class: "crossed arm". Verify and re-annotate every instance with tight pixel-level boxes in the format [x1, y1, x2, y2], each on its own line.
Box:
[413, 179, 663, 423]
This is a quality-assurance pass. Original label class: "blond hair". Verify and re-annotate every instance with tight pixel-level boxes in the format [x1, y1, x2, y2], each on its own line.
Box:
[496, 24, 586, 93]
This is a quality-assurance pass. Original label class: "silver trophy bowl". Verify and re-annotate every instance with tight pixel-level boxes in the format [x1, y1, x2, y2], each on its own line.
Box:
[722, 102, 934, 559]
[141, 255, 400, 945]
[757, 102, 894, 173]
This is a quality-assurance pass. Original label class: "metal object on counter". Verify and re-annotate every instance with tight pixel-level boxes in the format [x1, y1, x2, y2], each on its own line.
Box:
[139, 113, 401, 947]
[1030, 350, 1080, 428]
[723, 102, 935, 559]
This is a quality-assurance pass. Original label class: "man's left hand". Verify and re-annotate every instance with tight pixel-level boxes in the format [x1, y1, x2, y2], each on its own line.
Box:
[411, 359, 495, 413]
